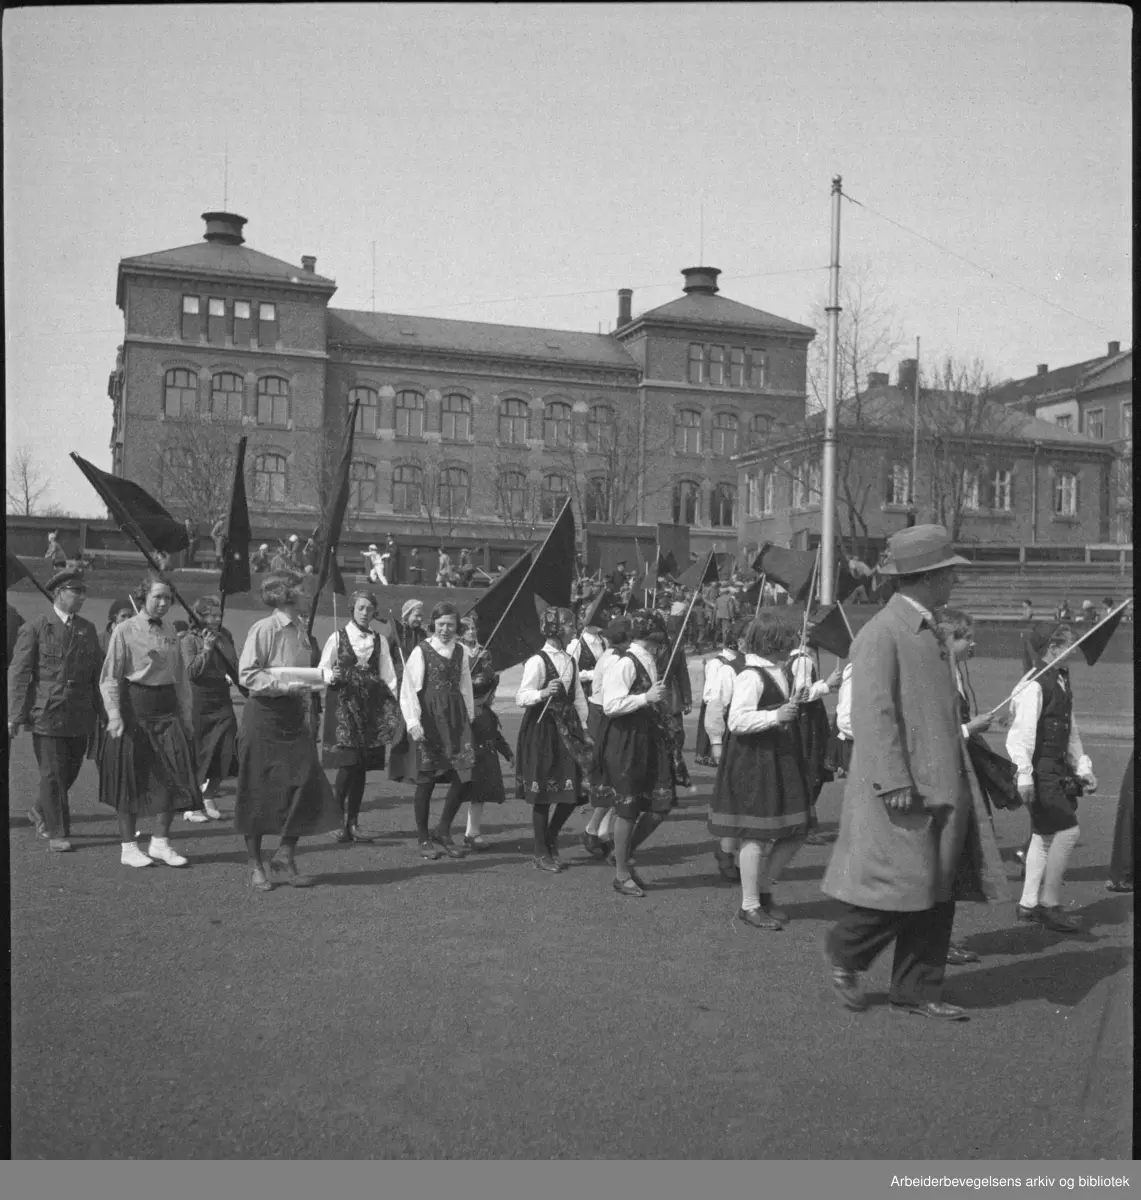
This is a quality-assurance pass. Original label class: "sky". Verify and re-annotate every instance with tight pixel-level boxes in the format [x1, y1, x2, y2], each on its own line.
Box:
[4, 2, 1132, 516]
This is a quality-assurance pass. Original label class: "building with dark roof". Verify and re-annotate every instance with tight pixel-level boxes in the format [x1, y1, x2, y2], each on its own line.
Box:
[108, 213, 815, 560]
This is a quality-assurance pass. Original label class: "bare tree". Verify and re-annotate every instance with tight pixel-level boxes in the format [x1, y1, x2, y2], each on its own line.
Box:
[6, 446, 52, 515]
[158, 416, 245, 527]
[490, 446, 533, 539]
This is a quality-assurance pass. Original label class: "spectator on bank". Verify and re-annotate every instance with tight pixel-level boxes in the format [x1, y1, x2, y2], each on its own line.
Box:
[409, 547, 424, 586]
[458, 549, 475, 588]
[1055, 597, 1073, 622]
[437, 549, 454, 587]
[45, 531, 67, 569]
[1019, 599, 1033, 622]
[211, 516, 227, 564]
[365, 545, 386, 585]
[1079, 599, 1097, 624]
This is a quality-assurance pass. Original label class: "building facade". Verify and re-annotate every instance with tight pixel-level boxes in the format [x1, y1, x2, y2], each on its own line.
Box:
[110, 213, 814, 561]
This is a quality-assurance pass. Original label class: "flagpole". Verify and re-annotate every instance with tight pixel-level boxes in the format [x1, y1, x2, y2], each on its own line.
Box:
[982, 598, 1133, 719]
[754, 572, 767, 619]
[663, 550, 714, 683]
[306, 401, 360, 640]
[799, 548, 822, 653]
[218, 434, 249, 628]
[837, 599, 855, 641]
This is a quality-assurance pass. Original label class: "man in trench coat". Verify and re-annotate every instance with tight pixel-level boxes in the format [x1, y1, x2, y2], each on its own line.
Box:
[821, 524, 974, 1022]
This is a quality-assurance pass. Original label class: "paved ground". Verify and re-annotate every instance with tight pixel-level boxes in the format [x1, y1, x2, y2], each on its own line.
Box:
[9, 648, 1133, 1160]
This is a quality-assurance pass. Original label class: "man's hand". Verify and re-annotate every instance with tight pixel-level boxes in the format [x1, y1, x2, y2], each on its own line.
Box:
[1017, 781, 1036, 806]
[202, 631, 218, 649]
[964, 715, 992, 735]
[881, 786, 915, 811]
[106, 717, 125, 739]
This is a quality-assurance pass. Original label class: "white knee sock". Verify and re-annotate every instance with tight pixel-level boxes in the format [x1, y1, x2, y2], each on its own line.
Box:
[465, 802, 484, 839]
[738, 841, 763, 911]
[1040, 824, 1080, 907]
[585, 806, 606, 835]
[1020, 833, 1052, 908]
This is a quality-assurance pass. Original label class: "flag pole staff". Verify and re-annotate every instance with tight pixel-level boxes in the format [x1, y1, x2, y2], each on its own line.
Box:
[69, 452, 203, 630]
[798, 548, 822, 654]
[663, 550, 715, 683]
[217, 434, 248, 628]
[819, 174, 843, 607]
[305, 402, 360, 641]
[754, 572, 767, 619]
[981, 599, 1133, 719]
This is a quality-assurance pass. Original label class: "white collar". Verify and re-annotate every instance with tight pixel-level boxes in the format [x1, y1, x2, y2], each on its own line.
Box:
[743, 653, 778, 670]
[53, 604, 72, 625]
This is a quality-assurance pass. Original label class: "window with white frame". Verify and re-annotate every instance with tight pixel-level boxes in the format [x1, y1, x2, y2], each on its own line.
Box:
[544, 401, 572, 448]
[749, 351, 767, 389]
[256, 377, 289, 426]
[792, 461, 808, 509]
[688, 343, 706, 385]
[164, 368, 197, 418]
[210, 372, 243, 422]
[729, 348, 746, 388]
[675, 409, 702, 454]
[180, 296, 200, 341]
[746, 472, 760, 517]
[253, 453, 287, 504]
[1122, 402, 1132, 442]
[708, 346, 725, 387]
[710, 483, 735, 528]
[711, 412, 738, 457]
[437, 466, 469, 516]
[1055, 414, 1073, 431]
[1085, 408, 1104, 440]
[442, 394, 471, 441]
[763, 472, 775, 515]
[395, 390, 425, 438]
[587, 404, 614, 453]
[585, 476, 610, 522]
[673, 479, 699, 525]
[807, 459, 822, 507]
[499, 398, 528, 444]
[392, 463, 423, 513]
[1053, 470, 1078, 517]
[540, 472, 570, 520]
[961, 468, 980, 511]
[992, 468, 1013, 511]
[498, 469, 527, 520]
[887, 463, 911, 506]
[350, 387, 378, 437]
[349, 460, 376, 510]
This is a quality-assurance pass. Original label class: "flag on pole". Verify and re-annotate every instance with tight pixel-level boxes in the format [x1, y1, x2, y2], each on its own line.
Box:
[312, 403, 359, 600]
[5, 552, 53, 602]
[581, 586, 614, 629]
[751, 543, 816, 603]
[677, 551, 719, 591]
[70, 454, 189, 556]
[465, 550, 543, 671]
[218, 436, 252, 596]
[1075, 602, 1129, 665]
[526, 499, 576, 607]
[833, 559, 864, 604]
[652, 548, 678, 583]
[806, 603, 852, 658]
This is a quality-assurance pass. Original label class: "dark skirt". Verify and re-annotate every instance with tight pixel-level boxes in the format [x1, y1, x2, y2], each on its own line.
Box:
[320, 677, 402, 771]
[515, 700, 591, 806]
[708, 724, 812, 842]
[191, 678, 239, 786]
[796, 699, 834, 800]
[1028, 755, 1080, 835]
[234, 695, 341, 837]
[389, 691, 473, 785]
[1108, 752, 1134, 887]
[592, 707, 675, 811]
[965, 735, 1020, 813]
[98, 683, 200, 818]
[462, 733, 508, 807]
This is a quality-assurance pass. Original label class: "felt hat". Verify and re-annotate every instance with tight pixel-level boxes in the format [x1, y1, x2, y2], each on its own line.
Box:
[878, 524, 970, 576]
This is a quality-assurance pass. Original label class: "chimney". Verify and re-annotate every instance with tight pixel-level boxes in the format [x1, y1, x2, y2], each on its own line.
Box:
[866, 371, 889, 389]
[1107, 341, 1121, 356]
[201, 211, 247, 245]
[617, 288, 632, 327]
[301, 255, 317, 274]
[1036, 364, 1049, 376]
[681, 266, 720, 295]
[897, 358, 918, 393]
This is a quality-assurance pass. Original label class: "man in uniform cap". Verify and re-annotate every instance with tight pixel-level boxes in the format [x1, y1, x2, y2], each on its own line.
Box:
[821, 524, 975, 1021]
[7, 567, 104, 852]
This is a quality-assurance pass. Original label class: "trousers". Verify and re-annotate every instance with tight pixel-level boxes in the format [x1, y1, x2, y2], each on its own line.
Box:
[32, 734, 88, 838]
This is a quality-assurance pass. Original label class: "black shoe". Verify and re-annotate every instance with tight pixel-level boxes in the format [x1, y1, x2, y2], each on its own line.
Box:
[804, 830, 837, 846]
[532, 855, 560, 874]
[347, 825, 376, 844]
[330, 827, 353, 844]
[463, 834, 491, 852]
[945, 944, 980, 966]
[758, 893, 789, 924]
[889, 1001, 969, 1021]
[1105, 880, 1133, 893]
[1036, 905, 1082, 933]
[612, 876, 645, 898]
[1016, 904, 1041, 924]
[27, 809, 47, 838]
[582, 831, 609, 859]
[418, 839, 443, 860]
[737, 907, 782, 930]
[430, 829, 465, 859]
[628, 865, 649, 890]
[546, 839, 564, 870]
[826, 963, 867, 1011]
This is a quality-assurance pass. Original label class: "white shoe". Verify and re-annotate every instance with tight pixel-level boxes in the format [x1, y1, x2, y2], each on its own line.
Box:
[183, 810, 210, 823]
[203, 800, 223, 820]
[147, 839, 189, 867]
[121, 843, 154, 868]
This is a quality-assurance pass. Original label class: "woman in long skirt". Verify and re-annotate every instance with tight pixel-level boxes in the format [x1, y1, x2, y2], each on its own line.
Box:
[593, 609, 674, 897]
[708, 613, 813, 929]
[318, 589, 401, 844]
[458, 617, 513, 850]
[396, 601, 475, 860]
[698, 633, 747, 880]
[99, 573, 201, 869]
[234, 570, 341, 891]
[515, 607, 593, 872]
[581, 617, 627, 858]
[180, 594, 242, 823]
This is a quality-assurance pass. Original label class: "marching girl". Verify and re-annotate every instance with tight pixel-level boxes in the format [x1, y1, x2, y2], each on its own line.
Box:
[707, 613, 815, 929]
[515, 607, 594, 872]
[395, 601, 475, 860]
[593, 609, 674, 898]
[234, 570, 341, 890]
[786, 642, 843, 845]
[387, 598, 427, 784]
[581, 616, 629, 858]
[698, 631, 747, 881]
[458, 616, 514, 850]
[567, 613, 606, 706]
[655, 617, 693, 790]
[180, 594, 242, 823]
[318, 589, 401, 845]
[99, 573, 201, 869]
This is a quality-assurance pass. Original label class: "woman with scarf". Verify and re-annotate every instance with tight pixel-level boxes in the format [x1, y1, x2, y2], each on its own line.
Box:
[318, 589, 401, 844]
[99, 573, 201, 869]
[1006, 622, 1097, 932]
[235, 570, 341, 891]
[593, 609, 674, 897]
[396, 600, 475, 860]
[515, 607, 593, 872]
[458, 616, 513, 850]
[180, 595, 243, 823]
[707, 612, 815, 929]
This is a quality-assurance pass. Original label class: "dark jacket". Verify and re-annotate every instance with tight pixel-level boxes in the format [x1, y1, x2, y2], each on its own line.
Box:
[7, 610, 103, 737]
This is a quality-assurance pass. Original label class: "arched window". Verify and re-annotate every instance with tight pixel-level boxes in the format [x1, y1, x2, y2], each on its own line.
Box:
[256, 376, 290, 426]
[712, 412, 739, 457]
[164, 368, 197, 418]
[673, 479, 699, 525]
[395, 390, 425, 438]
[675, 409, 702, 455]
[350, 387, 378, 437]
[349, 460, 376, 510]
[499, 398, 528, 444]
[253, 453, 287, 504]
[437, 466, 469, 517]
[540, 472, 570, 520]
[711, 483, 736, 528]
[210, 372, 243, 422]
[585, 477, 610, 523]
[587, 404, 615, 453]
[392, 463, 423, 513]
[544, 400, 572, 447]
[497, 469, 528, 520]
[442, 393, 471, 441]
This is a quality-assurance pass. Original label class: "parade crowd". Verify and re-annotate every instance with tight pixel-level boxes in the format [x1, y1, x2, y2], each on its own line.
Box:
[9, 524, 1134, 1024]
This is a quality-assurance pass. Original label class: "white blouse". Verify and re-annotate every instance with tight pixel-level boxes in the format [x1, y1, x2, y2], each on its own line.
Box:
[566, 630, 606, 685]
[701, 651, 739, 746]
[599, 643, 659, 718]
[399, 636, 475, 735]
[318, 622, 398, 692]
[516, 641, 589, 726]
[727, 655, 791, 735]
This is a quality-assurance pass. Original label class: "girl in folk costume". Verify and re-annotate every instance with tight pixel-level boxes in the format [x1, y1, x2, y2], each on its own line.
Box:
[395, 601, 475, 860]
[655, 615, 693, 790]
[594, 609, 675, 898]
[786, 642, 844, 846]
[458, 616, 514, 851]
[234, 571, 341, 890]
[567, 613, 606, 707]
[318, 589, 401, 845]
[180, 594, 243, 823]
[386, 598, 427, 782]
[515, 607, 594, 873]
[707, 613, 820, 929]
[99, 573, 202, 869]
[698, 629, 748, 881]
[1007, 623, 1097, 933]
[581, 616, 629, 859]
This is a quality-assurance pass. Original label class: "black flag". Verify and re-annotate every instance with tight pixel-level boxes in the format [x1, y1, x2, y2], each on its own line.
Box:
[70, 454, 189, 555]
[806, 603, 852, 658]
[677, 551, 719, 591]
[465, 550, 544, 672]
[219, 436, 252, 596]
[527, 499, 576, 607]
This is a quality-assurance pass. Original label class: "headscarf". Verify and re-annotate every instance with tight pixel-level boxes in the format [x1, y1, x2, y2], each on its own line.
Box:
[401, 599, 423, 622]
